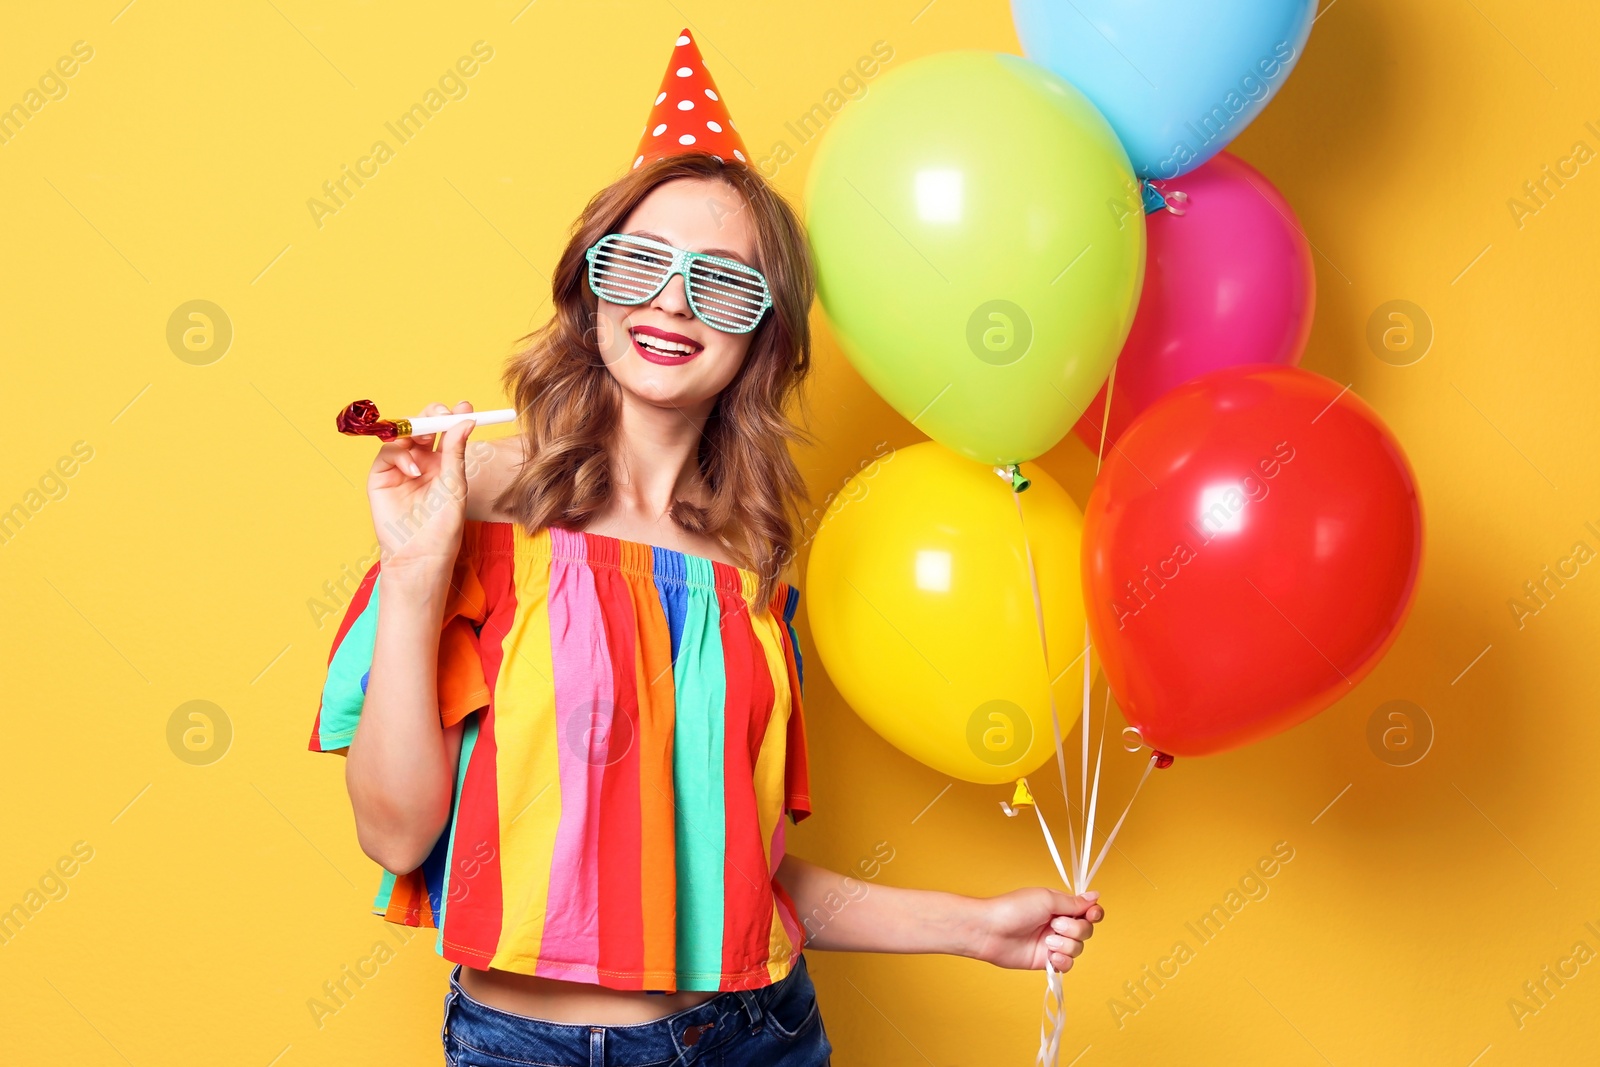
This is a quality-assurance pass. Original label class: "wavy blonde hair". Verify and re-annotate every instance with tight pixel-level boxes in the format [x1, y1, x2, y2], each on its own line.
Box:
[493, 153, 815, 606]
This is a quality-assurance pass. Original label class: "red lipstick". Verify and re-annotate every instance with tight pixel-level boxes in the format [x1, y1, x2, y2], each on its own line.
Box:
[630, 324, 704, 365]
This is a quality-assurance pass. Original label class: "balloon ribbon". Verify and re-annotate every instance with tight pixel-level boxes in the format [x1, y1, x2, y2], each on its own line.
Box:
[1007, 463, 1166, 1066]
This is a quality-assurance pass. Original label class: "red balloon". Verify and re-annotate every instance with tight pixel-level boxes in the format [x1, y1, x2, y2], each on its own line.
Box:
[1081, 366, 1423, 758]
[1074, 153, 1315, 451]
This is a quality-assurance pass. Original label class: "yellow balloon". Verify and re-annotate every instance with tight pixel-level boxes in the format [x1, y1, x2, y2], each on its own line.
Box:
[806, 442, 1086, 785]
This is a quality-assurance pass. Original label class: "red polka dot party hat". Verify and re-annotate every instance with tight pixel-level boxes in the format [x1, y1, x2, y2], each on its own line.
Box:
[633, 28, 750, 169]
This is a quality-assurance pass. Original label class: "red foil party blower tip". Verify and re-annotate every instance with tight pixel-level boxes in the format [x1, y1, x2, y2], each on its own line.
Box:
[335, 399, 517, 441]
[335, 399, 400, 441]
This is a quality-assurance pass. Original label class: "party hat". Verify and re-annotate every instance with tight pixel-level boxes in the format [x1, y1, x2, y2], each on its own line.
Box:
[632, 29, 750, 169]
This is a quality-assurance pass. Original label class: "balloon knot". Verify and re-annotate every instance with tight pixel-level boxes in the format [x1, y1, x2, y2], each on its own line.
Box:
[1139, 180, 1189, 216]
[1153, 751, 1175, 769]
[993, 463, 1032, 492]
[999, 777, 1035, 817]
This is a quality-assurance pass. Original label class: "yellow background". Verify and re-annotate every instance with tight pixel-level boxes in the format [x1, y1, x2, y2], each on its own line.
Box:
[2, 1, 1596, 1064]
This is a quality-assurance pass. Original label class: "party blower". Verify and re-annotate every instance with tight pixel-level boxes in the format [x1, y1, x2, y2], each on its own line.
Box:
[334, 399, 515, 441]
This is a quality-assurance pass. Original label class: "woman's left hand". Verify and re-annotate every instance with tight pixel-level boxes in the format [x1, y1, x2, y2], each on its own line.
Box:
[968, 888, 1104, 972]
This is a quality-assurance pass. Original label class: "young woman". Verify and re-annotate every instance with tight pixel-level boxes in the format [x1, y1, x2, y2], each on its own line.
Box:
[312, 45, 1103, 1066]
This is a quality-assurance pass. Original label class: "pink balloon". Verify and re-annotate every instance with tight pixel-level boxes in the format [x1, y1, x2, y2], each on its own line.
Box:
[1074, 152, 1315, 450]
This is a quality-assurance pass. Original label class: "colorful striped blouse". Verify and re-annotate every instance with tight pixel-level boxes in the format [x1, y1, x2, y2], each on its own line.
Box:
[309, 521, 812, 993]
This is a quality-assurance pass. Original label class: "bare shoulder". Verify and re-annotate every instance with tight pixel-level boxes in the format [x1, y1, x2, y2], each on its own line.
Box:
[464, 433, 528, 522]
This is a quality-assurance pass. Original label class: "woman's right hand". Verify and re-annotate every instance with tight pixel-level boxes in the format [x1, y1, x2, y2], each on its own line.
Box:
[368, 400, 477, 589]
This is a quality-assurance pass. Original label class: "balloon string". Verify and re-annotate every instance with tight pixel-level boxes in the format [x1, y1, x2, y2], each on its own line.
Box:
[1034, 803, 1072, 892]
[1082, 356, 1118, 885]
[1038, 963, 1065, 1067]
[1010, 486, 1079, 892]
[1079, 625, 1092, 887]
[1010, 483, 1078, 1066]
[1084, 752, 1158, 889]
[1080, 681, 1107, 889]
[1029, 799, 1073, 1067]
[1095, 357, 1120, 474]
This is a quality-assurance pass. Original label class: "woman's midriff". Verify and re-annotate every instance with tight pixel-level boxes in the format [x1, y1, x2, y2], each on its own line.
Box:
[457, 966, 719, 1024]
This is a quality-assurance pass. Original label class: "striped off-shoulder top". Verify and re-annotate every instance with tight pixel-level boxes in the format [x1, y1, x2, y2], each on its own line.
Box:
[309, 521, 812, 993]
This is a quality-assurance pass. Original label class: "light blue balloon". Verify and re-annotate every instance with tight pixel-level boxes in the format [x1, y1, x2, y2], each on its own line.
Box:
[1011, 0, 1316, 179]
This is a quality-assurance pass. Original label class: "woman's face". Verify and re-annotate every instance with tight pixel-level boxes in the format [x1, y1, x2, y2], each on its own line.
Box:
[593, 177, 761, 415]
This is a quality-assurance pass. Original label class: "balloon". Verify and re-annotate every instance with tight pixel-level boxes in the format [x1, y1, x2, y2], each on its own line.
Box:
[807, 443, 1087, 784]
[1075, 152, 1315, 449]
[805, 51, 1145, 467]
[1082, 366, 1422, 758]
[1012, 0, 1318, 179]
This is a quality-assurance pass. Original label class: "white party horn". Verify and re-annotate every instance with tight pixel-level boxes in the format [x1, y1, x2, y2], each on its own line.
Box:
[336, 399, 516, 441]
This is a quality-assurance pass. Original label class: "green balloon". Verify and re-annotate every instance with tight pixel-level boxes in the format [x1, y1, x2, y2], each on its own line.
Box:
[805, 51, 1146, 466]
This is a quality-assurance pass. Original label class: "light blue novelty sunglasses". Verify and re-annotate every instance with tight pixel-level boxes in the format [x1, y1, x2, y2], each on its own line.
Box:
[585, 233, 772, 334]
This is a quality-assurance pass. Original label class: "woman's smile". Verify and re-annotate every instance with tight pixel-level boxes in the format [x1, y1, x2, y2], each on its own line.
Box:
[630, 323, 705, 364]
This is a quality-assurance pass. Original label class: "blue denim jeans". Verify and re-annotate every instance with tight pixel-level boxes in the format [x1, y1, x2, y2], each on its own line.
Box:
[441, 955, 832, 1066]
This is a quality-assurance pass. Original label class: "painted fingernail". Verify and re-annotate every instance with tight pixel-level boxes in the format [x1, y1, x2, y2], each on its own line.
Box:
[1045, 935, 1066, 949]
[1083, 891, 1100, 901]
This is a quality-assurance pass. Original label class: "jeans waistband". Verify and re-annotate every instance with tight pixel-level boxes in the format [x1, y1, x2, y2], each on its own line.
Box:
[442, 956, 809, 1066]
